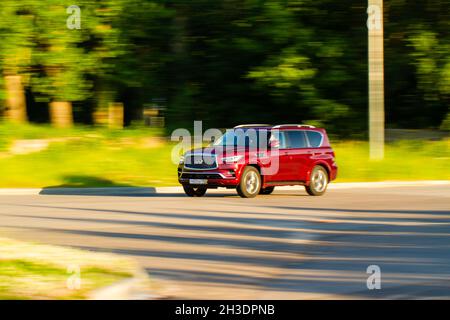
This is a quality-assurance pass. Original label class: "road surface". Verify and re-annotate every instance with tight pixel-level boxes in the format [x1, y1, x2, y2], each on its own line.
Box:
[0, 184, 449, 299]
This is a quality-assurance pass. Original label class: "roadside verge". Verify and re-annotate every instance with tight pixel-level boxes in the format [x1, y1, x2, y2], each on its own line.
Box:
[0, 237, 154, 300]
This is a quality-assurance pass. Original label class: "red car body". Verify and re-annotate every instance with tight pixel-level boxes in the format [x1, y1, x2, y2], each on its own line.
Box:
[178, 124, 338, 197]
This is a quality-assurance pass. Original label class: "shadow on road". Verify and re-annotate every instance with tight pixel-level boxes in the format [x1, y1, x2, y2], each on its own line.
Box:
[39, 188, 238, 197]
[39, 175, 299, 197]
[39, 187, 189, 197]
[39, 176, 237, 197]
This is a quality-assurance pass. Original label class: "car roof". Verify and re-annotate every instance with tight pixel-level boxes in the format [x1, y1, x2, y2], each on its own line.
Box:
[233, 124, 273, 129]
[234, 124, 319, 130]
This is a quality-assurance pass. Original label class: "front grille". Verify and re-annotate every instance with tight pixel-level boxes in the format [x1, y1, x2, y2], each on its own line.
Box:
[181, 173, 222, 179]
[184, 154, 217, 170]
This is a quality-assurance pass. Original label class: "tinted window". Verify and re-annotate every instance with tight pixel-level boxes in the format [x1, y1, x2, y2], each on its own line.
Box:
[268, 131, 288, 148]
[285, 131, 308, 149]
[306, 131, 323, 148]
[214, 129, 269, 148]
[279, 132, 287, 148]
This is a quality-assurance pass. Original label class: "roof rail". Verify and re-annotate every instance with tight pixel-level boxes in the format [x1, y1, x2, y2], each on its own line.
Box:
[234, 124, 272, 129]
[273, 124, 316, 129]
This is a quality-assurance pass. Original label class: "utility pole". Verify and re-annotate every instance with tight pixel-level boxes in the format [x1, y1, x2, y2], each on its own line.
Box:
[367, 0, 385, 160]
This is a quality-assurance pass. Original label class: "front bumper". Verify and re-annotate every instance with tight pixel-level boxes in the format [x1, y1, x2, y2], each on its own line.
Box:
[178, 165, 241, 187]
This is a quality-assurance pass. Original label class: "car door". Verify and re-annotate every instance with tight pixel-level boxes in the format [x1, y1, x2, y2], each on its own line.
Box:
[265, 131, 292, 182]
[283, 130, 311, 182]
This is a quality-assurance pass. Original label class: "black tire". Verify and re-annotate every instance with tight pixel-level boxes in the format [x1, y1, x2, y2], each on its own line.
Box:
[236, 167, 261, 198]
[183, 185, 207, 197]
[259, 186, 275, 195]
[305, 166, 329, 196]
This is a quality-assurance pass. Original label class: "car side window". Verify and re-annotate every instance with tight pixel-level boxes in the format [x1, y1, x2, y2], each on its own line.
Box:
[306, 131, 323, 148]
[279, 132, 288, 149]
[269, 131, 288, 149]
[285, 131, 308, 149]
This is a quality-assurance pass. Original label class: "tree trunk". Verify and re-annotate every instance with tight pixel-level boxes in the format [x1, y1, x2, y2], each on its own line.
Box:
[49, 101, 73, 128]
[4, 75, 27, 123]
[108, 102, 124, 129]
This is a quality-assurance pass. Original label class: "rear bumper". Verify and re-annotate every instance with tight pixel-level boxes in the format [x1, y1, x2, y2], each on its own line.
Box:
[330, 164, 338, 181]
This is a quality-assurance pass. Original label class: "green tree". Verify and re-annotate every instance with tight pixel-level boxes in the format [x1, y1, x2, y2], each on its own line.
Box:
[0, 1, 35, 123]
[29, 0, 126, 127]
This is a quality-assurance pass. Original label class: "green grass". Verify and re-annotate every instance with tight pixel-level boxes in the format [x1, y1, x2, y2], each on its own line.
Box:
[0, 122, 448, 187]
[0, 122, 163, 152]
[0, 122, 175, 187]
[0, 141, 178, 187]
[0, 238, 138, 300]
[333, 139, 450, 181]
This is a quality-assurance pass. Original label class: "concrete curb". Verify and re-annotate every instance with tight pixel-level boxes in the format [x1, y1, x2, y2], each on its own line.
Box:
[88, 268, 158, 300]
[0, 181, 448, 196]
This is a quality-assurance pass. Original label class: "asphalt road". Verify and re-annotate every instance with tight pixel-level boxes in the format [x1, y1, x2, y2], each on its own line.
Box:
[0, 184, 449, 299]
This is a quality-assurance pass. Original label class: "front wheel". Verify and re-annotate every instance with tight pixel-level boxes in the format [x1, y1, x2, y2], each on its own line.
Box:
[237, 167, 261, 198]
[305, 166, 328, 196]
[183, 185, 207, 197]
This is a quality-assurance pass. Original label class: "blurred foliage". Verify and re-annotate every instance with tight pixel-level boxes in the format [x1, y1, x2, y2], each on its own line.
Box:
[0, 0, 449, 134]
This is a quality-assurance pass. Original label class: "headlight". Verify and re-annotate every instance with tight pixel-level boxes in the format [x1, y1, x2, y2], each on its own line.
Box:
[179, 155, 185, 164]
[222, 155, 243, 163]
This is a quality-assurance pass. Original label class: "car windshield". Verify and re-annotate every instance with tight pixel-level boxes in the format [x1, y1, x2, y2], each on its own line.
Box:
[213, 129, 270, 148]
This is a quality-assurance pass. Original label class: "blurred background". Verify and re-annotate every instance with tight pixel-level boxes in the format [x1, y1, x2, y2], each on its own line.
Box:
[0, 0, 448, 188]
[0, 0, 449, 301]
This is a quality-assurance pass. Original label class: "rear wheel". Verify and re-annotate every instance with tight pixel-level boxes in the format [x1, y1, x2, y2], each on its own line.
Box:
[259, 186, 275, 195]
[237, 167, 261, 198]
[305, 166, 328, 196]
[183, 185, 207, 197]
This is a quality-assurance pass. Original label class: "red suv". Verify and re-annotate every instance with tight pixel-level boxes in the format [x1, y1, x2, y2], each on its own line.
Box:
[178, 124, 338, 198]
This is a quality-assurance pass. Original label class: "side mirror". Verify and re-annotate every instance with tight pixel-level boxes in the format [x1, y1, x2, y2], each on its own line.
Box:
[268, 139, 280, 149]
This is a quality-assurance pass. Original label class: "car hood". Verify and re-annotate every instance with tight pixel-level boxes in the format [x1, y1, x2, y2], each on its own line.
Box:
[185, 146, 261, 157]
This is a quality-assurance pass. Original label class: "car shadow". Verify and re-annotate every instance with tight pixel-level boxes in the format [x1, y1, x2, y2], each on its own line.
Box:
[41, 174, 158, 197]
[40, 175, 310, 198]
[39, 175, 239, 197]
